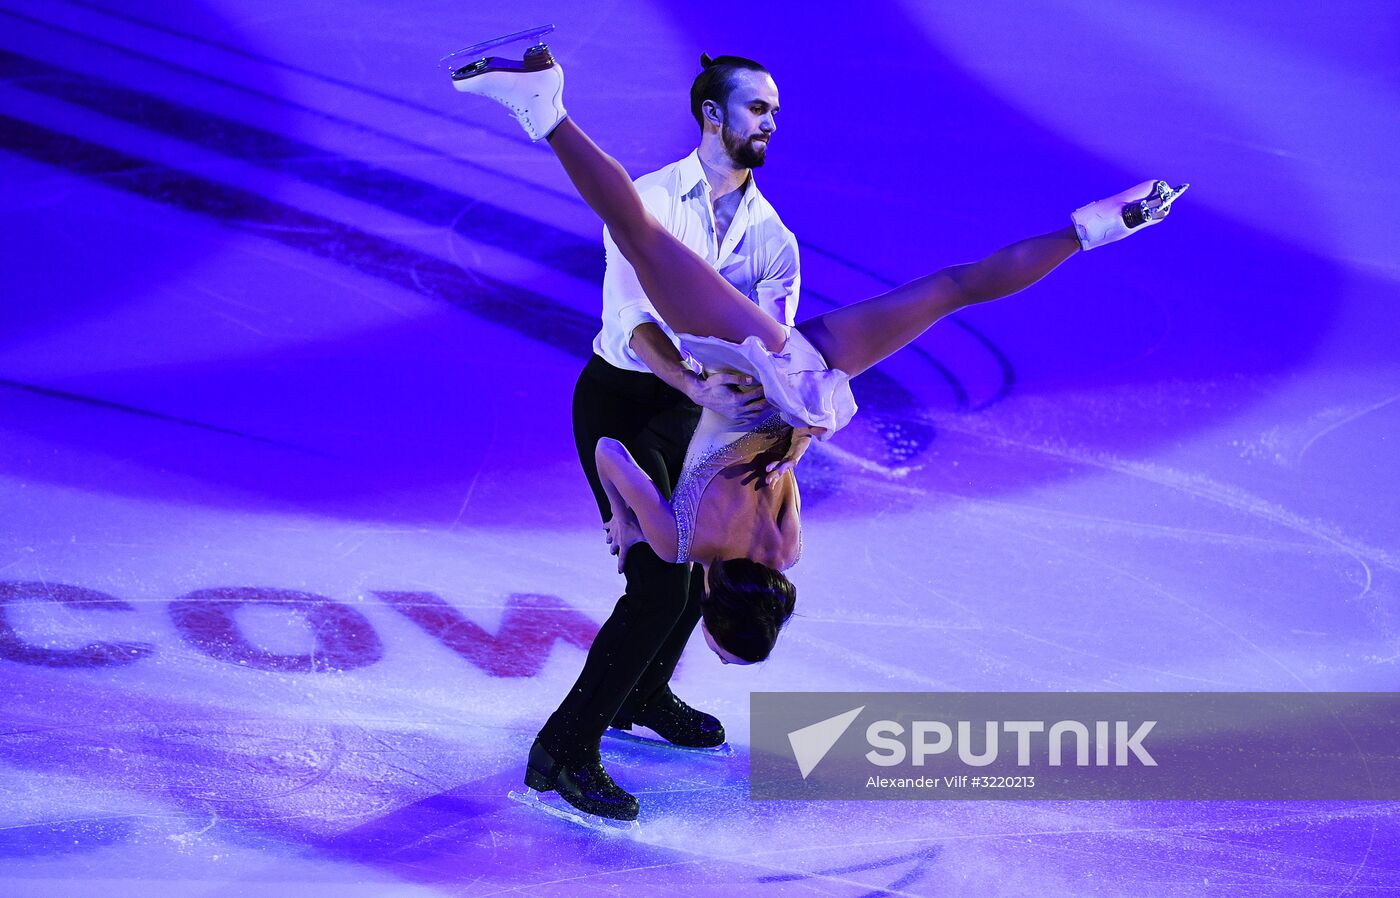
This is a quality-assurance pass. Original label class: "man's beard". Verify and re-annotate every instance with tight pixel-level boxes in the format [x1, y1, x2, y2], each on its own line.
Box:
[721, 121, 768, 169]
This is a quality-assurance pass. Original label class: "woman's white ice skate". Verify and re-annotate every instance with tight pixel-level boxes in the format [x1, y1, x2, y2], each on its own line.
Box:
[442, 25, 567, 141]
[1072, 180, 1190, 250]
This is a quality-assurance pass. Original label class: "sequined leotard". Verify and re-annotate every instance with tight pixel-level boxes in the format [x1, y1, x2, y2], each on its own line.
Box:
[671, 409, 793, 565]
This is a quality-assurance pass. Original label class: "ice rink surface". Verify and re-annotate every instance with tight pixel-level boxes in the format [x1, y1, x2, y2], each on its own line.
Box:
[2, 0, 1399, 894]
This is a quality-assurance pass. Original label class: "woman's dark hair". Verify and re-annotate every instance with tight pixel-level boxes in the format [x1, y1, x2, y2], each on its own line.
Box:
[701, 558, 796, 663]
[690, 53, 769, 130]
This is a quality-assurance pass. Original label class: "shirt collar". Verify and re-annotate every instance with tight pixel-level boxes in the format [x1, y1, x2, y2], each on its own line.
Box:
[680, 149, 760, 207]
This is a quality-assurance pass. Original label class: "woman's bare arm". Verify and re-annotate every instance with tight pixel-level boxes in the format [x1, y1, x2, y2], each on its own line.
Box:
[595, 438, 680, 563]
[775, 473, 802, 570]
[764, 425, 823, 486]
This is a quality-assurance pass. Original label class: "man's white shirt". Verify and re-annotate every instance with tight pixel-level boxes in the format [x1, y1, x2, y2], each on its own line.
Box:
[591, 149, 800, 373]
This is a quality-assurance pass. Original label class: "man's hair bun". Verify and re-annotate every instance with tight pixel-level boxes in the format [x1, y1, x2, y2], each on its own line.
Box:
[700, 52, 715, 68]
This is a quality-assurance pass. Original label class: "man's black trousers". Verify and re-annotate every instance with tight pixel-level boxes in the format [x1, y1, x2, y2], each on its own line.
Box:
[536, 354, 703, 760]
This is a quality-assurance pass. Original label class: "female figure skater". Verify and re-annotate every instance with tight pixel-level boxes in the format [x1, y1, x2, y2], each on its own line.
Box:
[449, 34, 1187, 666]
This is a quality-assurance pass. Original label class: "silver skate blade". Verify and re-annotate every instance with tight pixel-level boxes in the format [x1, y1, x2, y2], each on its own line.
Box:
[606, 727, 735, 756]
[507, 787, 640, 835]
[440, 25, 556, 72]
[1147, 182, 1190, 219]
[1162, 182, 1190, 207]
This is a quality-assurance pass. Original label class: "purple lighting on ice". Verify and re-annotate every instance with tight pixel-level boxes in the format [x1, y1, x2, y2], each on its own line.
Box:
[1, 0, 1398, 894]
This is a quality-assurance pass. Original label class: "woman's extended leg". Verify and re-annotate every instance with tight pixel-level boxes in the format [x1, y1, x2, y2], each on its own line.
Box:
[545, 119, 788, 351]
[796, 227, 1082, 377]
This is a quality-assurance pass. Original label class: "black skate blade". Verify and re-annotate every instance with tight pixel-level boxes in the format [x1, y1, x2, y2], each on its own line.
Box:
[606, 727, 734, 756]
[440, 25, 555, 72]
[507, 787, 640, 835]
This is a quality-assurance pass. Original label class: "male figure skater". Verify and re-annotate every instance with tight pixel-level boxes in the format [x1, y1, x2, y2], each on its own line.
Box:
[528, 53, 800, 821]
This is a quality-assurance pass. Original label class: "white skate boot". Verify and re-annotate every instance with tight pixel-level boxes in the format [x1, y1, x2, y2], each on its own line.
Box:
[442, 25, 566, 141]
[1072, 179, 1190, 250]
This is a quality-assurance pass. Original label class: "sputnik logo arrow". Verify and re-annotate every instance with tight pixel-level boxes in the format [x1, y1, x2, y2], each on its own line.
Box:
[788, 706, 864, 779]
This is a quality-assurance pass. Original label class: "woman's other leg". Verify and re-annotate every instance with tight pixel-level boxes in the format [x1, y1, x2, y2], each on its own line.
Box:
[797, 227, 1081, 377]
[545, 119, 787, 351]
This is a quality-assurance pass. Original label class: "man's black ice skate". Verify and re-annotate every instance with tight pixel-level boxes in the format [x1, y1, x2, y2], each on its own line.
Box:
[442, 25, 567, 141]
[610, 688, 729, 753]
[511, 738, 639, 831]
